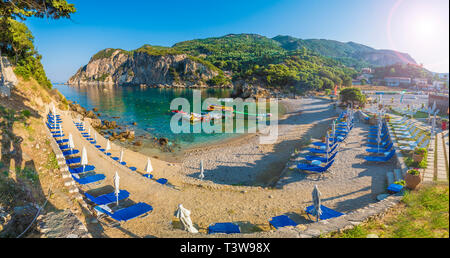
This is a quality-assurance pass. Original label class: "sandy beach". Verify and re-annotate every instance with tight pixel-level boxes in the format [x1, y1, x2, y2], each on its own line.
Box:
[54, 97, 396, 237]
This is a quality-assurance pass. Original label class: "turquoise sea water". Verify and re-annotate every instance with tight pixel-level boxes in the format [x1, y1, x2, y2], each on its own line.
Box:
[54, 84, 264, 158]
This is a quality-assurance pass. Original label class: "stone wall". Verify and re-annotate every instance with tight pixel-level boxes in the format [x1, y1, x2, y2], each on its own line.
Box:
[0, 56, 18, 97]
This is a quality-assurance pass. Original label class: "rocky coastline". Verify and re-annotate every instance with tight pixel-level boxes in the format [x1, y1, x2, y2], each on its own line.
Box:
[67, 101, 177, 153]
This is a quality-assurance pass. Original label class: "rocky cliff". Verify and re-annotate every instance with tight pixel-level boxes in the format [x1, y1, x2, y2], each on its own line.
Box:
[67, 47, 223, 87]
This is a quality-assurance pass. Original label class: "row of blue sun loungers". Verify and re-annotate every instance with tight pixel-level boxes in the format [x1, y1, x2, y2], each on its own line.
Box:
[216, 111, 352, 232]
[47, 113, 107, 185]
[206, 110, 351, 233]
[363, 120, 396, 162]
[73, 121, 169, 186]
[48, 112, 154, 225]
[84, 189, 153, 226]
[296, 110, 353, 174]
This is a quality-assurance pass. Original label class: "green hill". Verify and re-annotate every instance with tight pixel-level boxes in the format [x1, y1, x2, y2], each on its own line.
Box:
[272, 35, 417, 69]
[172, 33, 356, 92]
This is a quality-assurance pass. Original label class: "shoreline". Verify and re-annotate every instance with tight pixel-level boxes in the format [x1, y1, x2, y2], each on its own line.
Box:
[73, 96, 290, 164]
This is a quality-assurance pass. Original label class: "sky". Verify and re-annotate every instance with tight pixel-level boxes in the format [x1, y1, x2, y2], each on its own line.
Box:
[24, 0, 450, 82]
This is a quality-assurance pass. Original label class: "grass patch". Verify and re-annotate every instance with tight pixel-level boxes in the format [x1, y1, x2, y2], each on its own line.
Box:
[44, 152, 59, 170]
[327, 183, 449, 238]
[413, 111, 430, 119]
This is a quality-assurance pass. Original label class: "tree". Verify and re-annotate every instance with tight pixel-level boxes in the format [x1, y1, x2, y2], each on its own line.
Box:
[0, 1, 76, 89]
[340, 87, 366, 107]
[321, 77, 334, 90]
[0, 0, 76, 21]
[342, 75, 352, 87]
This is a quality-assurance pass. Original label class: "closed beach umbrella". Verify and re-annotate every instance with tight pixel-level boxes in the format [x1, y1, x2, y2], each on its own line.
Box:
[175, 204, 198, 233]
[312, 185, 322, 222]
[52, 103, 56, 116]
[199, 160, 204, 179]
[325, 132, 329, 163]
[119, 148, 124, 163]
[114, 171, 120, 206]
[88, 127, 91, 136]
[94, 132, 97, 142]
[81, 146, 88, 172]
[68, 133, 75, 150]
[105, 139, 111, 151]
[432, 101, 436, 113]
[377, 120, 382, 152]
[332, 121, 336, 142]
[145, 158, 153, 173]
[431, 115, 436, 136]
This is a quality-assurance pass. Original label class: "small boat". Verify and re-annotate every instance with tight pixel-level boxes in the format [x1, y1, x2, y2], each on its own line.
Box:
[207, 105, 234, 112]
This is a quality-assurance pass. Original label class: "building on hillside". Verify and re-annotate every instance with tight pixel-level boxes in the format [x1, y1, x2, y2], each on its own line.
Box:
[361, 67, 372, 74]
[432, 81, 445, 89]
[355, 75, 372, 84]
[413, 78, 428, 87]
[384, 77, 411, 87]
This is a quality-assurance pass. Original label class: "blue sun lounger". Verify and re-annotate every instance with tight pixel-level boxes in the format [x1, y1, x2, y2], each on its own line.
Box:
[367, 133, 389, 142]
[129, 167, 137, 172]
[366, 142, 394, 153]
[307, 143, 338, 155]
[156, 178, 168, 185]
[208, 222, 241, 234]
[85, 190, 130, 205]
[269, 215, 298, 229]
[367, 133, 389, 141]
[72, 173, 105, 185]
[305, 151, 338, 162]
[305, 205, 344, 221]
[143, 174, 153, 179]
[46, 123, 60, 130]
[66, 157, 81, 165]
[63, 149, 80, 156]
[94, 202, 153, 225]
[69, 165, 95, 174]
[297, 159, 335, 173]
[363, 149, 396, 162]
[56, 139, 69, 144]
[366, 140, 391, 149]
[387, 183, 403, 193]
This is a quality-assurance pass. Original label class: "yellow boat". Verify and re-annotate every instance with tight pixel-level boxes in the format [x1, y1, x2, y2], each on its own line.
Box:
[207, 105, 234, 112]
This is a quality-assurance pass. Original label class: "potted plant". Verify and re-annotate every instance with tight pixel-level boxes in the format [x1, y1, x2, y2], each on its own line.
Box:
[404, 168, 421, 190]
[412, 148, 426, 163]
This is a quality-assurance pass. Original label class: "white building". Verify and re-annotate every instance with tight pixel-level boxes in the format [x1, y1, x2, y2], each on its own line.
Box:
[413, 78, 428, 87]
[432, 81, 445, 90]
[384, 77, 411, 87]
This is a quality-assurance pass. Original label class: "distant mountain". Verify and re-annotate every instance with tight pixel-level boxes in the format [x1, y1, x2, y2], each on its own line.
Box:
[272, 35, 417, 68]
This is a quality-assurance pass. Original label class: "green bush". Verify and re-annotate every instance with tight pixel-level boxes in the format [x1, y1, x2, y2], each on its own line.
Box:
[407, 169, 420, 176]
[394, 180, 406, 186]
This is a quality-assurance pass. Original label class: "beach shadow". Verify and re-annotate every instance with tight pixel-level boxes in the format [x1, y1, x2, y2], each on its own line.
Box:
[0, 89, 64, 237]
